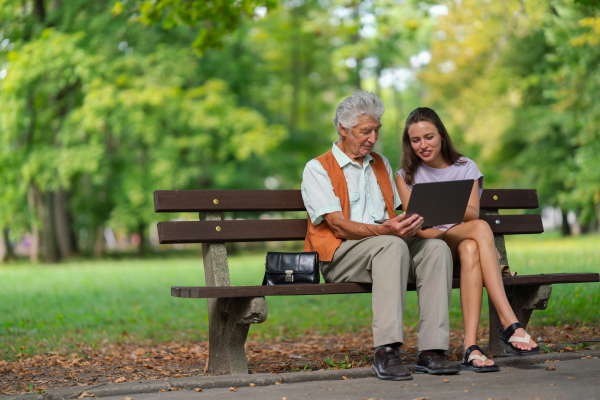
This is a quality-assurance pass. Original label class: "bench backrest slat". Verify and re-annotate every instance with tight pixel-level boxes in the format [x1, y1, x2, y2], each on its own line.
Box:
[154, 189, 538, 213]
[157, 215, 543, 244]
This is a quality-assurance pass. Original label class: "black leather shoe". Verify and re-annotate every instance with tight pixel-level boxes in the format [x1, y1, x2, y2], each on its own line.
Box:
[371, 347, 413, 381]
[414, 350, 460, 375]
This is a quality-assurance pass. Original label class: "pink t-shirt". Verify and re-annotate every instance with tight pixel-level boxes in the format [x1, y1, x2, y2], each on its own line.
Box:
[397, 157, 484, 231]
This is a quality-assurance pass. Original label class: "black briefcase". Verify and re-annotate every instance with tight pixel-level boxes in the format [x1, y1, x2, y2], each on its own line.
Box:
[262, 252, 320, 285]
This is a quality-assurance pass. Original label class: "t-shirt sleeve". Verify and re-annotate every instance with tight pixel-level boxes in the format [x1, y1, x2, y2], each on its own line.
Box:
[301, 160, 342, 225]
[396, 169, 413, 191]
[464, 160, 484, 197]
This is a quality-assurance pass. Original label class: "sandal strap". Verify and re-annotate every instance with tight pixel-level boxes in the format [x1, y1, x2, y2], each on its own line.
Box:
[463, 344, 483, 362]
[468, 354, 488, 363]
[500, 322, 523, 341]
[508, 332, 532, 344]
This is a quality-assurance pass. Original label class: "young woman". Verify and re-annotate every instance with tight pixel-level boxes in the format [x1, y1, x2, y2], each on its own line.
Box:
[395, 107, 540, 372]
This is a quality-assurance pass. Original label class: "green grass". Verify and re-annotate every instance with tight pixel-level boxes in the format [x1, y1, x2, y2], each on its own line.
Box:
[1, 233, 599, 361]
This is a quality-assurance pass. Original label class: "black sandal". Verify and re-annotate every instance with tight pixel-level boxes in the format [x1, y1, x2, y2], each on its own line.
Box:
[498, 322, 541, 356]
[460, 345, 500, 372]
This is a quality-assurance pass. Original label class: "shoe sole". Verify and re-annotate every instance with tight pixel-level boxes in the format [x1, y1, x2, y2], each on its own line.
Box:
[371, 365, 413, 381]
[499, 340, 542, 357]
[460, 363, 500, 373]
[414, 365, 460, 375]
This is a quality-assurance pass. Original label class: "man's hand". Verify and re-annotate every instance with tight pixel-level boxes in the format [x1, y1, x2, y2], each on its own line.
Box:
[382, 213, 424, 238]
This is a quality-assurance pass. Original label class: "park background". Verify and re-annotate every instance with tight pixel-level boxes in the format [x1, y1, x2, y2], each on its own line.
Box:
[1, 0, 599, 365]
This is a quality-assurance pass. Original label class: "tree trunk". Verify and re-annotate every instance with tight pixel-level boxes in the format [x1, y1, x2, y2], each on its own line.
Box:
[34, 0, 46, 22]
[289, 9, 301, 131]
[561, 210, 571, 236]
[93, 225, 105, 258]
[40, 192, 60, 263]
[54, 188, 74, 259]
[27, 186, 40, 263]
[0, 226, 15, 263]
[138, 221, 147, 257]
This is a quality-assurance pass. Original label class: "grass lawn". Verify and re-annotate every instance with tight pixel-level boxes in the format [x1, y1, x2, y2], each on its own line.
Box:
[1, 232, 598, 361]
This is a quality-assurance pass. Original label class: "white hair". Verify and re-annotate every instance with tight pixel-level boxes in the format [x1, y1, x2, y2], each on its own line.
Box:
[333, 91, 385, 139]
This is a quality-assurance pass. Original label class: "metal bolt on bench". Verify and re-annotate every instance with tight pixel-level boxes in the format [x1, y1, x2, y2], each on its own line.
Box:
[154, 189, 599, 374]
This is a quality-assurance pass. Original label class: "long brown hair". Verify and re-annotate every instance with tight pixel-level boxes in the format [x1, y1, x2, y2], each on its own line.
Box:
[401, 107, 465, 186]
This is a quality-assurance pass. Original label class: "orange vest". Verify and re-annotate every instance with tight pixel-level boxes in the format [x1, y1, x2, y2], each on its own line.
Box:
[304, 149, 397, 262]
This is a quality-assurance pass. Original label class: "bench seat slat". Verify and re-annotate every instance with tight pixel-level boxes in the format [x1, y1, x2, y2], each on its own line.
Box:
[157, 215, 543, 244]
[171, 273, 599, 298]
[154, 189, 539, 213]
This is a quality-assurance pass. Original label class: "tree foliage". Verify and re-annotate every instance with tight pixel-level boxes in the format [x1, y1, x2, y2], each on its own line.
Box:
[1, 0, 599, 263]
[113, 0, 277, 54]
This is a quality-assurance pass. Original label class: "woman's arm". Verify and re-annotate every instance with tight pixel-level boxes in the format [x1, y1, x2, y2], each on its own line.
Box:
[464, 180, 480, 222]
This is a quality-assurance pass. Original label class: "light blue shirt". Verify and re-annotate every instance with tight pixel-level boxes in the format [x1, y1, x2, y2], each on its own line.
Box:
[301, 143, 402, 225]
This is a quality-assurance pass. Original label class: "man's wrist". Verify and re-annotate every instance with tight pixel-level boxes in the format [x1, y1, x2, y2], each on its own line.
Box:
[376, 223, 393, 236]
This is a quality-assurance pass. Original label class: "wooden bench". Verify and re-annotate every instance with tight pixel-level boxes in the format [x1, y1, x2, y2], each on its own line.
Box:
[154, 189, 599, 375]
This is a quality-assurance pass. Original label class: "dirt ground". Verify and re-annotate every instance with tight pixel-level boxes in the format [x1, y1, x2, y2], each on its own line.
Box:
[1, 325, 599, 395]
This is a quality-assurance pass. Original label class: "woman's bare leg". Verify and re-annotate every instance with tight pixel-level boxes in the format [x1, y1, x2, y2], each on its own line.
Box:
[457, 239, 494, 366]
[444, 220, 537, 351]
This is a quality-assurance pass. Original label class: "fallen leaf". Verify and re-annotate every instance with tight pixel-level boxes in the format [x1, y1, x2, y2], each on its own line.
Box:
[229, 387, 237, 392]
[114, 377, 126, 383]
[544, 359, 560, 363]
[327, 388, 332, 390]
[413, 383, 419, 386]
[464, 390, 471, 393]
[444, 379, 451, 383]
[158, 390, 166, 393]
[168, 388, 181, 391]
[582, 355, 598, 359]
[249, 383, 256, 387]
[550, 383, 556, 386]
[78, 392, 97, 398]
[124, 397, 132, 400]
[342, 376, 349, 380]
[122, 367, 133, 372]
[546, 366, 556, 371]
[567, 377, 576, 379]
[194, 388, 202, 392]
[275, 382, 281, 385]
[282, 398, 287, 400]
[471, 384, 475, 386]
[411, 397, 430, 400]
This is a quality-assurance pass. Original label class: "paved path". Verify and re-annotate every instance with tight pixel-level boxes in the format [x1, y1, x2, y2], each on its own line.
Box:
[99, 357, 600, 400]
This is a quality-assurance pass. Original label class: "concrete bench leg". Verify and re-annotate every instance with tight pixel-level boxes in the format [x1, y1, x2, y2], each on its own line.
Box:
[488, 284, 552, 355]
[201, 212, 268, 375]
[206, 296, 268, 374]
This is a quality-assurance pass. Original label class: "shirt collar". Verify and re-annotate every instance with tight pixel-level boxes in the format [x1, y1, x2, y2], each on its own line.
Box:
[332, 142, 374, 169]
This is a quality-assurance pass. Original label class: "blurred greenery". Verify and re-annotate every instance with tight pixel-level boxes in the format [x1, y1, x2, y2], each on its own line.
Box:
[1, 233, 598, 361]
[1, 0, 600, 264]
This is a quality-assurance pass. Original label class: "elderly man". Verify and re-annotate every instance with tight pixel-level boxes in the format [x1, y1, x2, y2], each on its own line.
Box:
[301, 91, 458, 381]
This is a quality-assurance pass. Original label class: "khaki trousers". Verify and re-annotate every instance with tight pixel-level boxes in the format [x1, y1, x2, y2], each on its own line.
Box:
[320, 235, 453, 350]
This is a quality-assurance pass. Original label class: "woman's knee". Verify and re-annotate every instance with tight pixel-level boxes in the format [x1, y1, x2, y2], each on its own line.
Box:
[458, 239, 479, 255]
[468, 219, 494, 240]
[458, 239, 479, 271]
